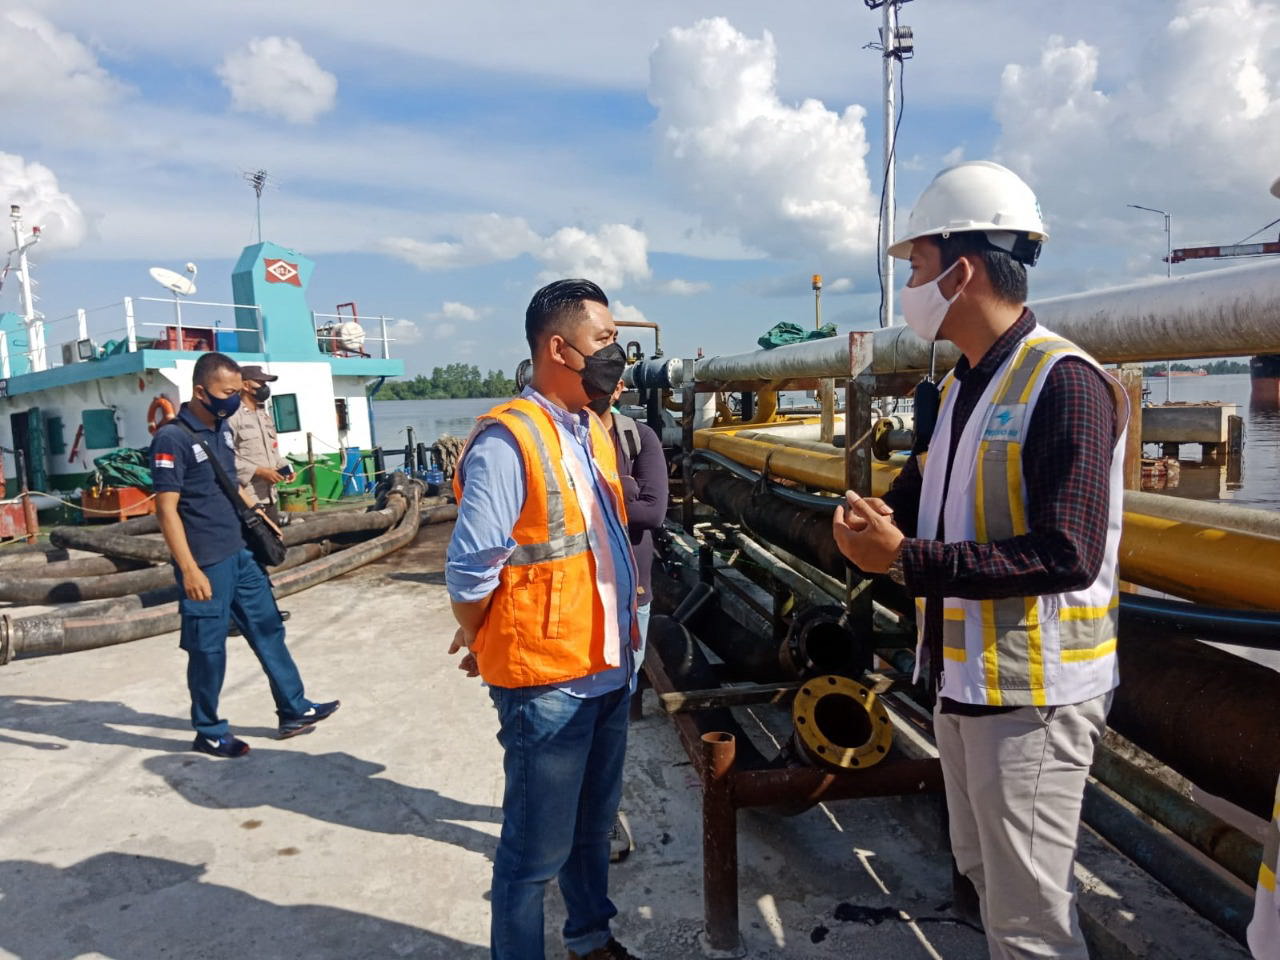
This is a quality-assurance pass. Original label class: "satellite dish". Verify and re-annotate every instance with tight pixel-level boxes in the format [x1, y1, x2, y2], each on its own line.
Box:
[1271, 176, 1280, 200]
[149, 266, 197, 297]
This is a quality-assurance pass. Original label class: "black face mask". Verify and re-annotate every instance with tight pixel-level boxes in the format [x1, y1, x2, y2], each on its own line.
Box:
[586, 396, 613, 416]
[564, 341, 626, 400]
[253, 384, 271, 403]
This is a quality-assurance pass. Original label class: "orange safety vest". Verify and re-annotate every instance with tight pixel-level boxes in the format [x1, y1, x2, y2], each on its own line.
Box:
[453, 396, 632, 688]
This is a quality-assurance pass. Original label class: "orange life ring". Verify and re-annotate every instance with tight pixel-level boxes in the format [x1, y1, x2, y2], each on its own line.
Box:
[147, 395, 176, 434]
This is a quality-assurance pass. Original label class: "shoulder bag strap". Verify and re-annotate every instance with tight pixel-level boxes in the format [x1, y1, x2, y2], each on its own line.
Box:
[173, 421, 250, 520]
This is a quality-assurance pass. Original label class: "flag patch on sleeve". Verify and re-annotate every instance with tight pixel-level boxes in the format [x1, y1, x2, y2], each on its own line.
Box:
[154, 452, 175, 469]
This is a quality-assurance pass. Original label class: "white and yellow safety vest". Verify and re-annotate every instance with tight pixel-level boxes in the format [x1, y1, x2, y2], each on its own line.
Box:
[1250, 776, 1280, 960]
[915, 325, 1129, 708]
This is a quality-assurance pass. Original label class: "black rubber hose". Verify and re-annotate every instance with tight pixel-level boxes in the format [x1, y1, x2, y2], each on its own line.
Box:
[1119, 594, 1280, 649]
[3, 490, 447, 662]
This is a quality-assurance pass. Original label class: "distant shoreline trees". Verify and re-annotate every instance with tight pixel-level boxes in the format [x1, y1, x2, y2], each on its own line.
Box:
[1141, 359, 1250, 376]
[372, 363, 517, 400]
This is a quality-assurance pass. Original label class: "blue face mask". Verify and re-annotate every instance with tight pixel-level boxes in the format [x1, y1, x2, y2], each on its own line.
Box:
[198, 388, 241, 420]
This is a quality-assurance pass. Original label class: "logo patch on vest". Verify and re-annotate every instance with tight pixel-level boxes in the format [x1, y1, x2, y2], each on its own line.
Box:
[982, 404, 1026, 443]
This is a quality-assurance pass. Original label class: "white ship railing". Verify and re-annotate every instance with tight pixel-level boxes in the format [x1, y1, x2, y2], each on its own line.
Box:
[9, 299, 400, 376]
[311, 312, 397, 360]
[16, 298, 264, 371]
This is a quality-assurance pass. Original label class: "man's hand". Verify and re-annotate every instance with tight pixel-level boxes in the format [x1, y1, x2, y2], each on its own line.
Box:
[449, 627, 480, 678]
[831, 490, 904, 574]
[255, 466, 286, 485]
[182, 567, 213, 602]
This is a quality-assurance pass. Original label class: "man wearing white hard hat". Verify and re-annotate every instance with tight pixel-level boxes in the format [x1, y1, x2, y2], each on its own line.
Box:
[831, 161, 1128, 959]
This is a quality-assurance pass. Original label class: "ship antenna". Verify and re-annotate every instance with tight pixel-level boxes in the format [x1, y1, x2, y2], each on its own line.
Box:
[244, 169, 269, 243]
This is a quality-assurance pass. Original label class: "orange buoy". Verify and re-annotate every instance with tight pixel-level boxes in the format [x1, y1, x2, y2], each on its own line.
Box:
[147, 395, 176, 434]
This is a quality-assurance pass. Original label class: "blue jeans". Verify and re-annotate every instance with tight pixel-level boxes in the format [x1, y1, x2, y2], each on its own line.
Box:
[176, 548, 312, 738]
[488, 683, 630, 959]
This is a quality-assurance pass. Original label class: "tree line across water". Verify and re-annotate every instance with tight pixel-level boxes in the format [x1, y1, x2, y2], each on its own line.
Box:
[373, 363, 518, 400]
[1141, 359, 1251, 376]
[373, 359, 1250, 400]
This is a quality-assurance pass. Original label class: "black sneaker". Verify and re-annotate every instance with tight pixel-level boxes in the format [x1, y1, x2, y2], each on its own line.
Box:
[567, 940, 642, 960]
[278, 700, 340, 739]
[193, 734, 250, 758]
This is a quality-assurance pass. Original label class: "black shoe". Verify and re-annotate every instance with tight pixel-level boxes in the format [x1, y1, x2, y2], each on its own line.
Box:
[193, 734, 250, 758]
[229, 610, 290, 637]
[568, 940, 642, 960]
[278, 700, 340, 739]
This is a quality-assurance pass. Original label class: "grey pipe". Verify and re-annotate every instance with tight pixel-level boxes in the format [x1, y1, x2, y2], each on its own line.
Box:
[1081, 782, 1253, 945]
[1125, 490, 1280, 540]
[676, 259, 1280, 383]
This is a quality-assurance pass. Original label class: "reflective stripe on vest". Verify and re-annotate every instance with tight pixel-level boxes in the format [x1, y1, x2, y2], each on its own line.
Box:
[499, 408, 590, 566]
[1249, 779, 1280, 959]
[916, 324, 1126, 708]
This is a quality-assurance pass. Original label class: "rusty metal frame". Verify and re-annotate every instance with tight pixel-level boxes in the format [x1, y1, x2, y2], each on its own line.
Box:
[643, 644, 943, 956]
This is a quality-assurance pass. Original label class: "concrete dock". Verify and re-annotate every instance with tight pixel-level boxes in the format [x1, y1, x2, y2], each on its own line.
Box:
[0, 523, 1247, 959]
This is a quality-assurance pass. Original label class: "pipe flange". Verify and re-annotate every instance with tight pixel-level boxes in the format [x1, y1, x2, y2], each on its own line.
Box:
[0, 614, 12, 666]
[792, 674, 893, 771]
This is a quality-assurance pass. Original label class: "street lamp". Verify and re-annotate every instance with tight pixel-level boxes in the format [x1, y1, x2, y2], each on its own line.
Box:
[1128, 203, 1173, 401]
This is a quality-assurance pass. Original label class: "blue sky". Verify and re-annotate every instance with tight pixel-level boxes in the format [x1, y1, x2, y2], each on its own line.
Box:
[4, 1, 1279, 378]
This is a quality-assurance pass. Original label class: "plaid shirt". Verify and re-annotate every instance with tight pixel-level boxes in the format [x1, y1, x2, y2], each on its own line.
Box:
[883, 310, 1119, 711]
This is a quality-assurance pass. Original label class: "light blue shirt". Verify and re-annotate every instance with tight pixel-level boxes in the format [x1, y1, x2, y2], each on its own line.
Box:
[446, 388, 635, 696]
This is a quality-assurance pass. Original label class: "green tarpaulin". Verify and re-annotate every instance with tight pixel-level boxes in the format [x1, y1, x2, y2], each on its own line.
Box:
[91, 448, 153, 490]
[757, 321, 838, 350]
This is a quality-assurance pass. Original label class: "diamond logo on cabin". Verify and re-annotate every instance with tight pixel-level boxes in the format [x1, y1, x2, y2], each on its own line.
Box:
[264, 258, 301, 286]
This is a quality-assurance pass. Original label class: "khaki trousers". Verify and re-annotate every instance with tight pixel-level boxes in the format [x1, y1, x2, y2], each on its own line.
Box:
[934, 691, 1111, 960]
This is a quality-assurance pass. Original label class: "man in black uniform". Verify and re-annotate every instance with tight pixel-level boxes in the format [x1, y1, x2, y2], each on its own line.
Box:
[151, 352, 338, 757]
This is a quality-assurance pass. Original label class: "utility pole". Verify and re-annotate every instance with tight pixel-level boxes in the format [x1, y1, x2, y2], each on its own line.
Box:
[812, 274, 823, 330]
[1128, 203, 1173, 401]
[866, 2, 914, 328]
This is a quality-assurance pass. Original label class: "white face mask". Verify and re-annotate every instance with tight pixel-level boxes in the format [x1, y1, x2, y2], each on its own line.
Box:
[900, 260, 964, 342]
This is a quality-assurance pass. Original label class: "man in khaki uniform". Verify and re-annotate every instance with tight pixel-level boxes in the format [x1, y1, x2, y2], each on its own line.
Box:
[228, 365, 290, 523]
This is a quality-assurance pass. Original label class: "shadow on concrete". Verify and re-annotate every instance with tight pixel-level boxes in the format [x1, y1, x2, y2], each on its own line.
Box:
[143, 749, 499, 859]
[0, 695, 278, 750]
[0, 852, 488, 959]
[387, 571, 447, 586]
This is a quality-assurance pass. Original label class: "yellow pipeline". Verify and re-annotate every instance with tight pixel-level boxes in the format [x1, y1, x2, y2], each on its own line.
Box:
[1119, 512, 1280, 610]
[699, 428, 1280, 611]
[697, 431, 896, 497]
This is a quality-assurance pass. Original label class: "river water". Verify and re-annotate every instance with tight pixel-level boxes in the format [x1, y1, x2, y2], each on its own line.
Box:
[371, 374, 1279, 510]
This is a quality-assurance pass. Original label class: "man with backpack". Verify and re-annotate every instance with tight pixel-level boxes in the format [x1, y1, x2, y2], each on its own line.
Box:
[588, 378, 668, 862]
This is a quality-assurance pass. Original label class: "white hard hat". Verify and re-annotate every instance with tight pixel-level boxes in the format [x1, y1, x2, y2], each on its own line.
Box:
[888, 160, 1048, 264]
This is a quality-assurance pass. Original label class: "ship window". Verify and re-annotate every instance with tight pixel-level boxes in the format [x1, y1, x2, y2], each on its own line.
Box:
[81, 409, 120, 449]
[272, 393, 301, 434]
[46, 415, 66, 455]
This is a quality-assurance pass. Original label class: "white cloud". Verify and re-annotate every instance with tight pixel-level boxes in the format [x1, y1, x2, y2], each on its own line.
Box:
[826, 277, 854, 294]
[994, 0, 1280, 268]
[655, 278, 711, 295]
[217, 36, 337, 124]
[425, 300, 483, 340]
[0, 9, 123, 125]
[648, 18, 878, 262]
[377, 215, 541, 270]
[382, 219, 652, 291]
[388, 317, 423, 345]
[537, 223, 650, 289]
[941, 146, 966, 166]
[0, 153, 88, 251]
[611, 301, 649, 327]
